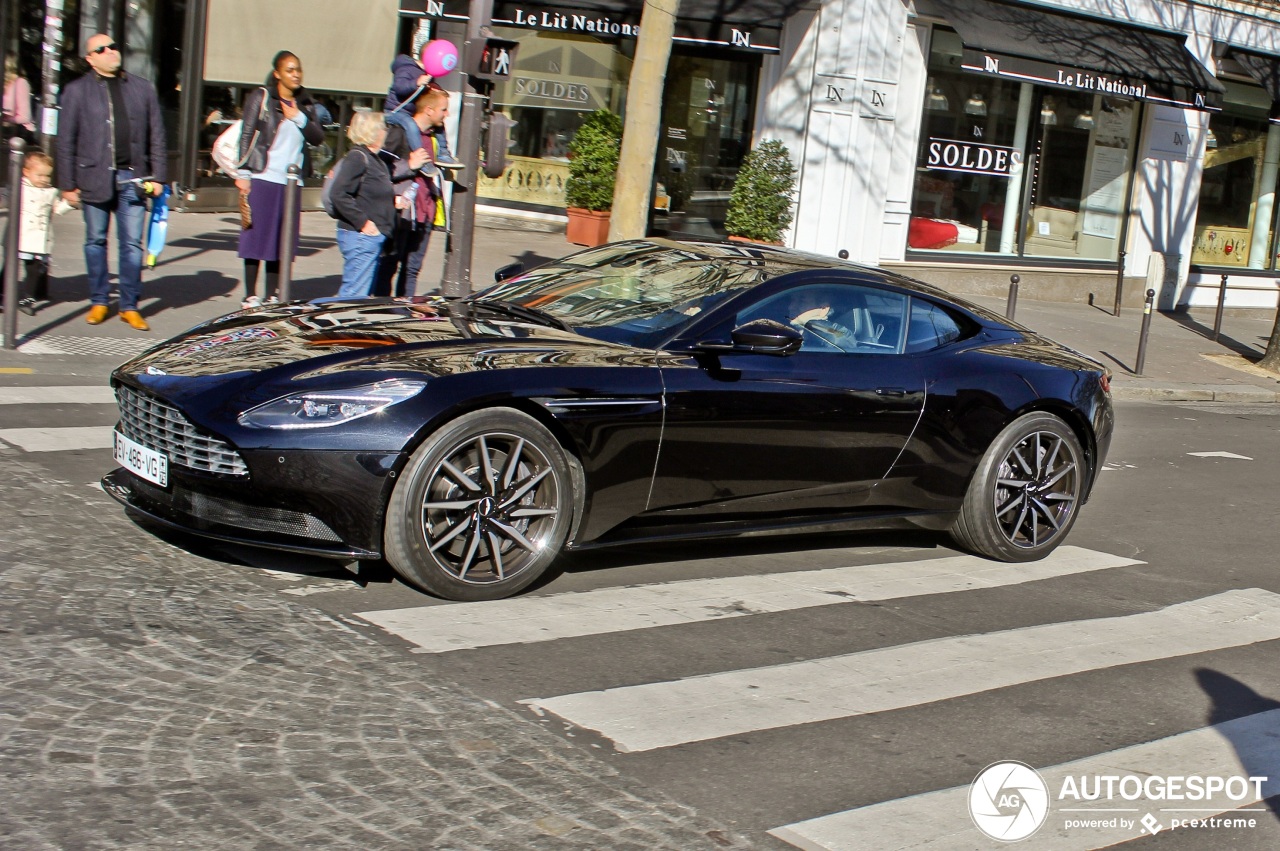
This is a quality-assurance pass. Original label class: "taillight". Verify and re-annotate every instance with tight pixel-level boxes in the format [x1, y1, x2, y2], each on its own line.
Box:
[1099, 371, 1111, 394]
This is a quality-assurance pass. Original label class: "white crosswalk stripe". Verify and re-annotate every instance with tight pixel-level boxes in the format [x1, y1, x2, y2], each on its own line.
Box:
[769, 708, 1280, 850]
[0, 425, 114, 452]
[356, 546, 1142, 653]
[0, 386, 115, 405]
[0, 385, 118, 453]
[519, 589, 1280, 753]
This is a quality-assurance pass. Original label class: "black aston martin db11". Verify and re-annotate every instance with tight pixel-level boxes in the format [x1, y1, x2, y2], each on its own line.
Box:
[103, 239, 1113, 601]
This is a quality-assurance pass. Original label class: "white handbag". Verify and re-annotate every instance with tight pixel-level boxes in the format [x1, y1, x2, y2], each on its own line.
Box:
[211, 87, 269, 176]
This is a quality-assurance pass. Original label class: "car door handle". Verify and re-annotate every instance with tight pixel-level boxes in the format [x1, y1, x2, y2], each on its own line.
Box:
[876, 387, 907, 397]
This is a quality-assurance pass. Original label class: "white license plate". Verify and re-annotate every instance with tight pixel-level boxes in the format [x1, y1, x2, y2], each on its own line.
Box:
[114, 430, 169, 487]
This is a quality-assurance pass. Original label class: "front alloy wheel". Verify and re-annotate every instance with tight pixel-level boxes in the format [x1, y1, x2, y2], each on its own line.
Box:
[950, 412, 1086, 561]
[385, 408, 573, 600]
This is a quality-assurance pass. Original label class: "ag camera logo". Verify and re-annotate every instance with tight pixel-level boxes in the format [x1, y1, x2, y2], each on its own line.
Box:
[969, 761, 1050, 841]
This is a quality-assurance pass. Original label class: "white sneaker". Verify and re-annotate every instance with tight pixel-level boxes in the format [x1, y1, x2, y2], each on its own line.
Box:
[241, 295, 262, 310]
[263, 295, 280, 305]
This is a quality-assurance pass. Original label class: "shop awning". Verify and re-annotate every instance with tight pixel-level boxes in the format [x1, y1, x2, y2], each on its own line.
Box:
[206, 0, 399, 94]
[1226, 48, 1280, 105]
[402, 0, 804, 27]
[402, 0, 793, 53]
[918, 0, 1224, 111]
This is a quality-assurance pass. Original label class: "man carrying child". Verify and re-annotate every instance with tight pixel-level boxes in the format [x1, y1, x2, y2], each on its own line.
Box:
[374, 87, 452, 298]
[384, 44, 461, 170]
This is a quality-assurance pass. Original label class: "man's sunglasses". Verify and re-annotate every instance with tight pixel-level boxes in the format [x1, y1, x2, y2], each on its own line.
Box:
[89, 43, 119, 55]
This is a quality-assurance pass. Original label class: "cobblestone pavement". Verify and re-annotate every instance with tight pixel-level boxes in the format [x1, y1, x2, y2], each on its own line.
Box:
[0, 453, 756, 850]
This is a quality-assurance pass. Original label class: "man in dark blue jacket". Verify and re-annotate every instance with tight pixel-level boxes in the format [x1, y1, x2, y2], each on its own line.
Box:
[55, 33, 166, 330]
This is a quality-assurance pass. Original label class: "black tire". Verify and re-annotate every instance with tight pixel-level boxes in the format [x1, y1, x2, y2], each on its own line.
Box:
[384, 408, 574, 601]
[949, 411, 1086, 562]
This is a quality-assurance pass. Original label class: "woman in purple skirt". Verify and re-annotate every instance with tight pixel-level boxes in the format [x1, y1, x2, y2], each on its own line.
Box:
[234, 50, 324, 309]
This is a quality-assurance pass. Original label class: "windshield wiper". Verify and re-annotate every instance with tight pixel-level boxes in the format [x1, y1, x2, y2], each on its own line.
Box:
[461, 298, 574, 333]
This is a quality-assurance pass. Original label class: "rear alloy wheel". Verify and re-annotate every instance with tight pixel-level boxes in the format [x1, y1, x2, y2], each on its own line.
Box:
[949, 412, 1086, 562]
[385, 408, 573, 601]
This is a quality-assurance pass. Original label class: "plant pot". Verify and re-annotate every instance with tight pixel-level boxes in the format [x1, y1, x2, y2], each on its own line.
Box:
[566, 208, 612, 246]
[727, 234, 784, 246]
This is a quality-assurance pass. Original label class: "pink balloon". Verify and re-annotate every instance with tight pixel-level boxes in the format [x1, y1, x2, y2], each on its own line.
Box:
[421, 40, 459, 78]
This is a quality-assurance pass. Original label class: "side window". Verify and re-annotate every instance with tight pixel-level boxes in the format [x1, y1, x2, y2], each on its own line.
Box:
[905, 298, 965, 353]
[734, 284, 908, 354]
[858, 289, 908, 354]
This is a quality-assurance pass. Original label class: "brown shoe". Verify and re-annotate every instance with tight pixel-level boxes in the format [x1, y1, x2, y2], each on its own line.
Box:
[120, 310, 150, 331]
[86, 305, 109, 325]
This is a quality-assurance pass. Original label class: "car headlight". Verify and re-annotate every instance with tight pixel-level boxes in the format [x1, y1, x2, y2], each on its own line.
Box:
[238, 379, 426, 429]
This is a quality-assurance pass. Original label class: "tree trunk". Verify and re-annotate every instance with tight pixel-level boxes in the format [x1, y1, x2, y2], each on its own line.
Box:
[608, 0, 680, 241]
[1256, 306, 1280, 373]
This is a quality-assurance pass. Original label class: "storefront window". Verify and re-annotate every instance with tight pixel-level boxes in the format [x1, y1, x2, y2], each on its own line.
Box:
[1190, 81, 1276, 269]
[480, 28, 630, 211]
[909, 28, 1137, 262]
[473, 26, 759, 232]
[652, 52, 758, 238]
[1027, 90, 1136, 261]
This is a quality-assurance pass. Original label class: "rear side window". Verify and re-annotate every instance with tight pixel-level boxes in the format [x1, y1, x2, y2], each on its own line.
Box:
[905, 299, 965, 353]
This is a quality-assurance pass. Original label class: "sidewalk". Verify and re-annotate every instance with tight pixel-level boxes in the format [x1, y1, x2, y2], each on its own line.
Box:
[0, 210, 572, 362]
[963, 293, 1280, 403]
[3, 208, 1279, 402]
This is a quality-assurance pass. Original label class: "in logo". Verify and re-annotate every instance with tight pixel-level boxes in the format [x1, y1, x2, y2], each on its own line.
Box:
[969, 761, 1049, 842]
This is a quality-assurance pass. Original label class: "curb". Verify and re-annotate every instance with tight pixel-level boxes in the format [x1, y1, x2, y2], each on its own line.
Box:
[1111, 384, 1280, 403]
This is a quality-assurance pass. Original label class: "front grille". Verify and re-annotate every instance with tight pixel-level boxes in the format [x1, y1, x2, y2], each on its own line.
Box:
[116, 384, 248, 476]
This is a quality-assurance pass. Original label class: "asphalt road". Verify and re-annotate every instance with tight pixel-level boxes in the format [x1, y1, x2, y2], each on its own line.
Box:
[4, 381, 1280, 849]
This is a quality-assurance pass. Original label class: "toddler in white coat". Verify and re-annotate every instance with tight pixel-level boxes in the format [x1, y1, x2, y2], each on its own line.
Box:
[7, 150, 73, 315]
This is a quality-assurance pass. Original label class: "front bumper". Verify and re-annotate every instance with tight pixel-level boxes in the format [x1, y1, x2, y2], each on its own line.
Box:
[102, 448, 406, 560]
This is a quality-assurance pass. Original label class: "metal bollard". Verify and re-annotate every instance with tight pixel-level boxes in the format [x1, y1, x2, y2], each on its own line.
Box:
[3, 137, 26, 350]
[1005, 274, 1020, 320]
[1112, 249, 1126, 317]
[837, 249, 849, 260]
[1212, 273, 1228, 342]
[277, 164, 301, 303]
[1135, 288, 1156, 376]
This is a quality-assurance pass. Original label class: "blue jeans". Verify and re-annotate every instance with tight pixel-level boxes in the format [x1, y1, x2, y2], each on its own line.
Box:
[83, 171, 147, 311]
[372, 220, 432, 298]
[336, 229, 386, 298]
[386, 110, 423, 152]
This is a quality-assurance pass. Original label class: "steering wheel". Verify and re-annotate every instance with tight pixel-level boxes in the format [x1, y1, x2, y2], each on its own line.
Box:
[802, 319, 857, 352]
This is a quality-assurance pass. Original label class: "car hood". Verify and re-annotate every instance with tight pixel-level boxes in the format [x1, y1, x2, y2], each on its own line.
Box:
[113, 299, 653, 401]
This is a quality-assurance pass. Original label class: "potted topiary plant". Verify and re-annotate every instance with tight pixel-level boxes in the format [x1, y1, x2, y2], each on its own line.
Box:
[564, 109, 623, 246]
[724, 139, 798, 245]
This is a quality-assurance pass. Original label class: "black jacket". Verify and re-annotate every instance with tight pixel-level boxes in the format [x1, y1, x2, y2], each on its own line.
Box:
[236, 85, 324, 176]
[331, 146, 396, 237]
[55, 71, 167, 203]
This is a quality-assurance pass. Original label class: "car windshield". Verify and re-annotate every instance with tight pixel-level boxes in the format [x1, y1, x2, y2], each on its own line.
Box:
[473, 240, 802, 347]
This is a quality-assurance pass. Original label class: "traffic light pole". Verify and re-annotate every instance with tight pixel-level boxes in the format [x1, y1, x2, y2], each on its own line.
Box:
[440, 0, 495, 298]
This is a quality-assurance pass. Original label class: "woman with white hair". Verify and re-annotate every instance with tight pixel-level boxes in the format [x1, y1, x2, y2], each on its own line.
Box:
[330, 111, 395, 298]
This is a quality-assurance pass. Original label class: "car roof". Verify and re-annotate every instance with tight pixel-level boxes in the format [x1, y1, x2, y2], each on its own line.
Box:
[639, 239, 1015, 327]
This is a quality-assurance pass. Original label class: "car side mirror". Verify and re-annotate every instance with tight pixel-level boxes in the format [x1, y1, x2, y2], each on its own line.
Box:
[494, 262, 524, 283]
[696, 319, 802, 356]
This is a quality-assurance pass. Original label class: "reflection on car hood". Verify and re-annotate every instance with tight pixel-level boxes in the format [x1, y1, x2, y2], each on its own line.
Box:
[118, 299, 642, 382]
